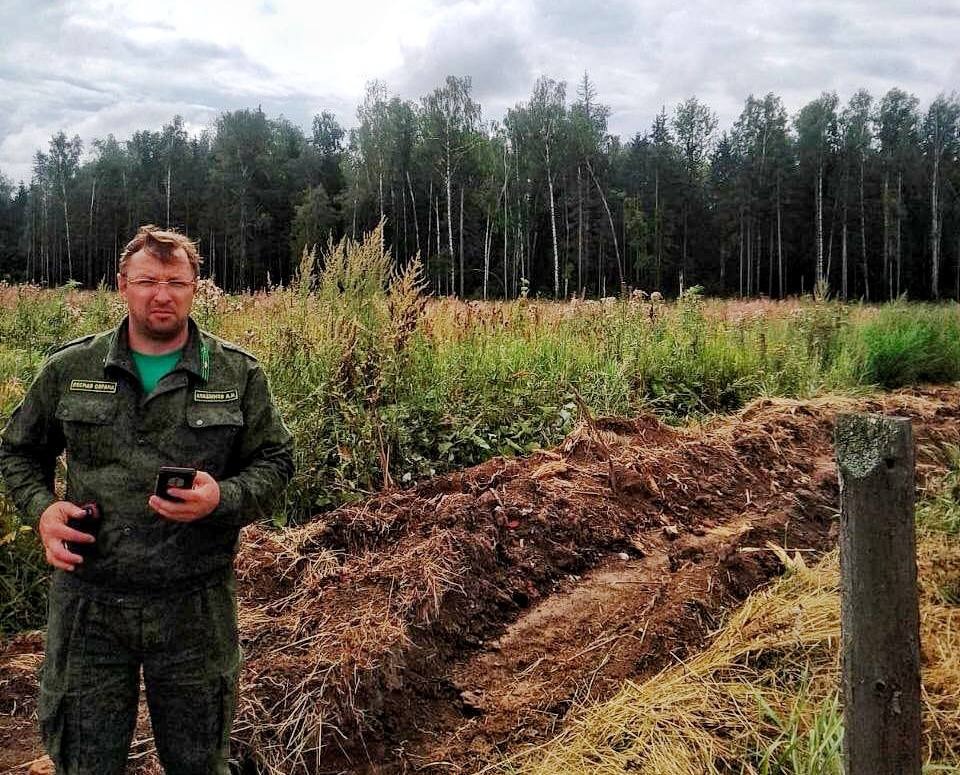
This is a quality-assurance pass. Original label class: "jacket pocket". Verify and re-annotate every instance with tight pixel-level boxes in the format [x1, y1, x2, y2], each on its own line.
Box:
[56, 395, 118, 464]
[182, 404, 244, 474]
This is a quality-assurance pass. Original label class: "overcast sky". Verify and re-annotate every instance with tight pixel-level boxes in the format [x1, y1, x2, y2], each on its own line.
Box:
[2, 0, 958, 186]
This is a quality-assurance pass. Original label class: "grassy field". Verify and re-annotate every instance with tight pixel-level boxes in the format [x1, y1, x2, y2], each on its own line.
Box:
[1, 228, 960, 634]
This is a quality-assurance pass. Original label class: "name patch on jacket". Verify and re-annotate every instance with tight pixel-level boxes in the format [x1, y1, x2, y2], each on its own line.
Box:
[70, 379, 117, 394]
[194, 389, 239, 402]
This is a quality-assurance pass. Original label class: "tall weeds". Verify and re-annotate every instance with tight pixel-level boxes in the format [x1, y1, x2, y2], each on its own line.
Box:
[0, 245, 960, 630]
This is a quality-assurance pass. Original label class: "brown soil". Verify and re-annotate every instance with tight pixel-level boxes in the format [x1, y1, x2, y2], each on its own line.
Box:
[2, 388, 959, 775]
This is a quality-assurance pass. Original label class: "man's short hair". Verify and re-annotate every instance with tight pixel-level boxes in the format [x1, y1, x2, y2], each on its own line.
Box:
[120, 225, 202, 277]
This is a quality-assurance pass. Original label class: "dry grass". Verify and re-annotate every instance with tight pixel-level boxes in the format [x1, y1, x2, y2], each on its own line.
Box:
[487, 528, 960, 774]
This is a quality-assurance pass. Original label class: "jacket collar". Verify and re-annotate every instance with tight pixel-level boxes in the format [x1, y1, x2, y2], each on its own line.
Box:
[105, 317, 206, 382]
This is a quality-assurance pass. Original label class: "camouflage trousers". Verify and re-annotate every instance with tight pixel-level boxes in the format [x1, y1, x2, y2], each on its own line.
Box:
[39, 574, 240, 775]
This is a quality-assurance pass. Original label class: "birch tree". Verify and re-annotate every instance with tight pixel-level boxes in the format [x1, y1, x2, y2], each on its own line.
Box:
[922, 93, 960, 298]
[572, 73, 624, 292]
[420, 76, 481, 295]
[527, 76, 567, 297]
[672, 96, 717, 289]
[876, 88, 919, 299]
[796, 92, 839, 295]
[47, 131, 82, 282]
[840, 90, 873, 299]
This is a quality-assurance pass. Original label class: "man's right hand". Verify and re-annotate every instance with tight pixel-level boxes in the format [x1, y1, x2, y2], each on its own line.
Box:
[37, 501, 95, 571]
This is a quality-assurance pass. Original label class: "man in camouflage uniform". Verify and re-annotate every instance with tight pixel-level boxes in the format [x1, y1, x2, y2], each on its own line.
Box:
[0, 225, 294, 774]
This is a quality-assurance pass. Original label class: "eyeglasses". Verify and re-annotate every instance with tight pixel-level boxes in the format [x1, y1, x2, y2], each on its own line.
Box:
[126, 278, 197, 292]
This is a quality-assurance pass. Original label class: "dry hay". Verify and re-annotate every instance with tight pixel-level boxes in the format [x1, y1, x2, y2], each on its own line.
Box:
[482, 511, 960, 774]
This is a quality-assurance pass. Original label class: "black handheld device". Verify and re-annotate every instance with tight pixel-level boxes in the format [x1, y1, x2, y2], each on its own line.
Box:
[155, 466, 197, 502]
[66, 502, 101, 557]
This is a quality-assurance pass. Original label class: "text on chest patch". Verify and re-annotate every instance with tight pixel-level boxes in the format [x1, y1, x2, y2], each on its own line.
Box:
[70, 379, 118, 394]
[194, 388, 239, 402]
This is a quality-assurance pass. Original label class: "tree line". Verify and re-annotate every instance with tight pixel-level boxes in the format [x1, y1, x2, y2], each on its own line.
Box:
[1, 76, 959, 301]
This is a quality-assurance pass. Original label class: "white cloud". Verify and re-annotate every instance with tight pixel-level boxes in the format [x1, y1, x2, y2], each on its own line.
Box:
[1, 0, 958, 185]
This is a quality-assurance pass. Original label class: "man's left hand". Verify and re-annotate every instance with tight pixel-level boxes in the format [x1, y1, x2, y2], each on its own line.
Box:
[149, 470, 221, 522]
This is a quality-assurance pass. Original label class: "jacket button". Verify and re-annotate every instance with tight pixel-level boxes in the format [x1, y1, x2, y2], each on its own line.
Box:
[122, 525, 132, 535]
[137, 437, 146, 445]
[195, 419, 204, 426]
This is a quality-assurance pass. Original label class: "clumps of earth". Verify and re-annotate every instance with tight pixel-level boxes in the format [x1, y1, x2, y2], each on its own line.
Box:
[3, 387, 959, 775]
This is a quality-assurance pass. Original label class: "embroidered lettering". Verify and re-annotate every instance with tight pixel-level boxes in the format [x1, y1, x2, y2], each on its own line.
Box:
[69, 379, 118, 394]
[194, 389, 239, 402]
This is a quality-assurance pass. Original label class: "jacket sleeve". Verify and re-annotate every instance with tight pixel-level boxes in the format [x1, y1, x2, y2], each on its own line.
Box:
[206, 363, 294, 528]
[0, 361, 64, 526]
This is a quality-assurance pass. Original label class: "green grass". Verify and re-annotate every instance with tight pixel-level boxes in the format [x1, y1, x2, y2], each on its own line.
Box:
[751, 684, 843, 775]
[0, 497, 48, 634]
[860, 304, 960, 388]
[1, 235, 960, 633]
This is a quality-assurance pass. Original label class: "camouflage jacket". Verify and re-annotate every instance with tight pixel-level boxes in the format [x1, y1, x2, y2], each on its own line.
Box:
[0, 317, 294, 594]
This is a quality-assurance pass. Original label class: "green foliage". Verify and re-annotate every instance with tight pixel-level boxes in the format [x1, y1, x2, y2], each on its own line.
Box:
[5, 277, 960, 629]
[752, 686, 843, 775]
[859, 305, 960, 388]
[917, 442, 960, 537]
[0, 499, 48, 635]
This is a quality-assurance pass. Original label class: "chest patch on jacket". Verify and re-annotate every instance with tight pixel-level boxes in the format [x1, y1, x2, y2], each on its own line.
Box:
[194, 389, 239, 402]
[69, 379, 118, 394]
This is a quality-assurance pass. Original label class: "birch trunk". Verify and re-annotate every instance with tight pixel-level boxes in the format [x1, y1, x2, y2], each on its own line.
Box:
[501, 145, 509, 299]
[483, 212, 491, 300]
[407, 171, 421, 257]
[425, 179, 433, 269]
[883, 172, 891, 299]
[435, 196, 442, 294]
[777, 176, 784, 299]
[401, 182, 408, 259]
[546, 142, 559, 297]
[446, 147, 455, 293]
[166, 164, 171, 227]
[896, 171, 903, 297]
[586, 159, 624, 292]
[87, 176, 96, 286]
[860, 155, 869, 301]
[577, 165, 583, 295]
[739, 208, 745, 298]
[655, 168, 662, 291]
[816, 162, 824, 291]
[842, 201, 848, 300]
[60, 177, 72, 281]
[378, 170, 385, 256]
[931, 149, 941, 298]
[768, 222, 774, 297]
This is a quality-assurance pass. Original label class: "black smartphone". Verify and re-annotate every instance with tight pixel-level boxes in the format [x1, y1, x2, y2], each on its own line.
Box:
[66, 502, 100, 558]
[155, 466, 197, 502]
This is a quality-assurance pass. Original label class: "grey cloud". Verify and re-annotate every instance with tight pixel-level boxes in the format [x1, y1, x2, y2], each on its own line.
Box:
[0, 2, 340, 184]
[389, 10, 533, 114]
[531, 0, 642, 46]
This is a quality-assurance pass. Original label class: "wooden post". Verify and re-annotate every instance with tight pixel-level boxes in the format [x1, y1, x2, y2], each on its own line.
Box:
[835, 413, 920, 775]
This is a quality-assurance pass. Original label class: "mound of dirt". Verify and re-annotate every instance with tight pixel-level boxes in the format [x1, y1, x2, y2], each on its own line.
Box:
[3, 388, 959, 775]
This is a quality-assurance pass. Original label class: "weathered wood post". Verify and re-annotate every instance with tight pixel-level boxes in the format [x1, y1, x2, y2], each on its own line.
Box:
[834, 413, 920, 775]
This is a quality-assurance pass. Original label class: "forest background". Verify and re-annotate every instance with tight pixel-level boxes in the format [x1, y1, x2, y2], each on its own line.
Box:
[1, 75, 959, 302]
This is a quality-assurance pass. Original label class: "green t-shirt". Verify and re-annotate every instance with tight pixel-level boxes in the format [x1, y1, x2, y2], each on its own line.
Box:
[131, 349, 183, 393]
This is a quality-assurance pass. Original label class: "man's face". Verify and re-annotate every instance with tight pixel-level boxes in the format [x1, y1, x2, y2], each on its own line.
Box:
[118, 247, 196, 343]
